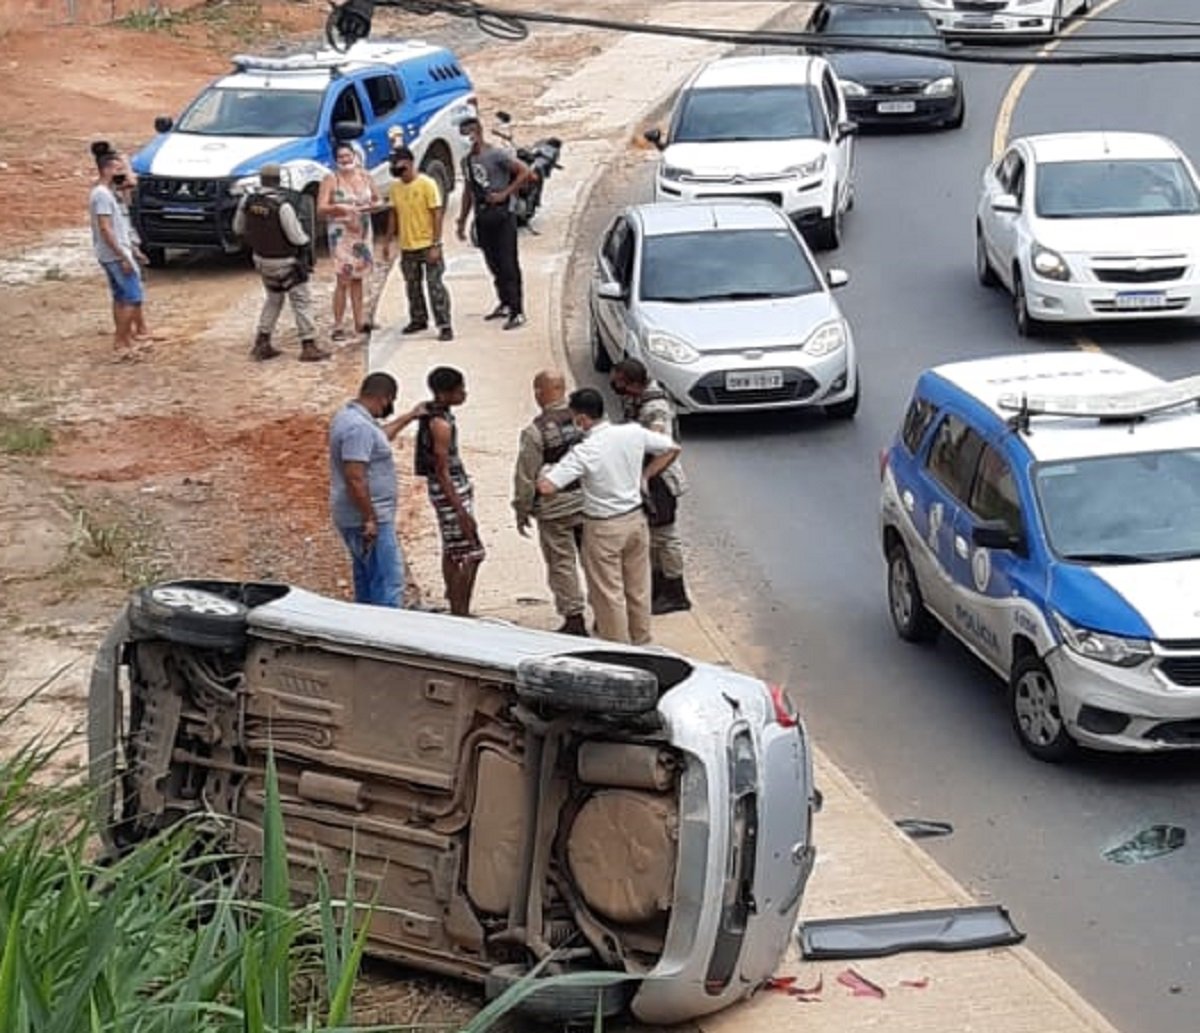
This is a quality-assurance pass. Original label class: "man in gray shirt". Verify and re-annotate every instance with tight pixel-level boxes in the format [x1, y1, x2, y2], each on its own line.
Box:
[329, 372, 425, 607]
[89, 150, 145, 357]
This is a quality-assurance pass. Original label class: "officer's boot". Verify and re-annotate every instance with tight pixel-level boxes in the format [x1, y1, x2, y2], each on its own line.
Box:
[299, 338, 331, 362]
[650, 569, 670, 615]
[656, 575, 692, 615]
[250, 332, 281, 361]
[556, 614, 588, 637]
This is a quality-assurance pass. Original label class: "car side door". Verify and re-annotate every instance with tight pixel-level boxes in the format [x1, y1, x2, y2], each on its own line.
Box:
[592, 215, 637, 362]
[820, 66, 853, 207]
[989, 148, 1026, 290]
[324, 80, 368, 155]
[359, 71, 406, 185]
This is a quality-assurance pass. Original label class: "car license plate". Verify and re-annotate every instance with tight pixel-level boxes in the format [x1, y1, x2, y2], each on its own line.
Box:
[726, 370, 784, 392]
[959, 16, 997, 28]
[1115, 291, 1168, 310]
[877, 100, 916, 114]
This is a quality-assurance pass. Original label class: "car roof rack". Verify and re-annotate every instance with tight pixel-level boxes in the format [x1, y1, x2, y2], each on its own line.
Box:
[998, 373, 1200, 433]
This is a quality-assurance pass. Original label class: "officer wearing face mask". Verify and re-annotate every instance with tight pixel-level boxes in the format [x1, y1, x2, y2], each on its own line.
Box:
[328, 372, 427, 608]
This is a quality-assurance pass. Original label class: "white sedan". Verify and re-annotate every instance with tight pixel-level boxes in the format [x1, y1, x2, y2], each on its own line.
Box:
[920, 0, 1090, 38]
[975, 131, 1200, 336]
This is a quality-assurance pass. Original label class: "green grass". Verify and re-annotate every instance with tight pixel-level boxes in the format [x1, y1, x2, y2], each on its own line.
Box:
[0, 417, 52, 456]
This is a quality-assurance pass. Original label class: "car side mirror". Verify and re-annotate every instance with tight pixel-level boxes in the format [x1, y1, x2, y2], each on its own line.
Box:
[826, 268, 850, 289]
[991, 193, 1020, 214]
[332, 120, 364, 141]
[972, 520, 1026, 555]
[836, 121, 858, 140]
[597, 280, 626, 301]
[643, 127, 665, 151]
[154, 115, 174, 134]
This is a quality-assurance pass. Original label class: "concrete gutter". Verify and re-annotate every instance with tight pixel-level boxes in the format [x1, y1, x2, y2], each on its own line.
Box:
[371, 4, 1119, 1029]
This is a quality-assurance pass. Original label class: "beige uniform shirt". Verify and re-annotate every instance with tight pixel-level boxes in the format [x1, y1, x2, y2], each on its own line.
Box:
[625, 382, 687, 496]
[513, 402, 585, 523]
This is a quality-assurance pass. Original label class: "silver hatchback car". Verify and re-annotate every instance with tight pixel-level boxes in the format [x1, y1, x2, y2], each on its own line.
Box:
[89, 580, 817, 1025]
[588, 200, 860, 418]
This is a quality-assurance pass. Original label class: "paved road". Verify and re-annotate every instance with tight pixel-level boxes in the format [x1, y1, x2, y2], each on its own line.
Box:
[564, 2, 1200, 1030]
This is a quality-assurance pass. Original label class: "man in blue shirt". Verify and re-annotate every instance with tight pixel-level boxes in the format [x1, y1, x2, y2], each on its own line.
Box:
[329, 372, 424, 607]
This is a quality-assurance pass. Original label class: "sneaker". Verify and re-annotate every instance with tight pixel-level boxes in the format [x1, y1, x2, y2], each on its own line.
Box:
[483, 303, 509, 321]
[438, 326, 454, 342]
[503, 312, 526, 331]
[401, 321, 428, 335]
[299, 340, 332, 362]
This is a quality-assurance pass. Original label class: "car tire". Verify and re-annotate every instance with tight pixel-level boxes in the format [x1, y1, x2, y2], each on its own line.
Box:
[946, 97, 965, 130]
[483, 964, 634, 1025]
[813, 203, 843, 251]
[1009, 654, 1076, 762]
[516, 655, 659, 714]
[975, 227, 998, 287]
[590, 313, 612, 372]
[825, 373, 860, 420]
[887, 542, 940, 643]
[420, 149, 454, 202]
[128, 583, 248, 651]
[1012, 268, 1043, 337]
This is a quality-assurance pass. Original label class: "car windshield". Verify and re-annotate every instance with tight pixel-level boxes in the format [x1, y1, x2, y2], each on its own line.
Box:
[823, 8, 941, 44]
[640, 228, 820, 302]
[175, 87, 324, 137]
[674, 85, 822, 143]
[1035, 449, 1200, 563]
[1035, 159, 1200, 219]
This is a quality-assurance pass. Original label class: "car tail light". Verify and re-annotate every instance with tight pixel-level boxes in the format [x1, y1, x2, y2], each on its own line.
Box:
[767, 683, 798, 727]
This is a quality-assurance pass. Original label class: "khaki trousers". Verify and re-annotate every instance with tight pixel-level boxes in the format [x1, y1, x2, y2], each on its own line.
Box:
[582, 509, 652, 645]
[537, 513, 585, 617]
[255, 256, 315, 340]
[650, 520, 685, 578]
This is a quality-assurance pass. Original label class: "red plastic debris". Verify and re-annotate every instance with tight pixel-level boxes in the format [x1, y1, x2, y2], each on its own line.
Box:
[789, 974, 823, 1003]
[901, 977, 930, 989]
[836, 968, 886, 999]
[767, 976, 798, 992]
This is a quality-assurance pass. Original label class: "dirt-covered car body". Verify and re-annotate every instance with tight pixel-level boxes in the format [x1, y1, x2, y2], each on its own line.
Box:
[89, 581, 817, 1025]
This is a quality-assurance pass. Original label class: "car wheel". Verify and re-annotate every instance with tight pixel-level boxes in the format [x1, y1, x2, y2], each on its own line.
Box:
[975, 227, 998, 287]
[419, 149, 454, 201]
[1009, 654, 1076, 762]
[814, 203, 843, 251]
[128, 583, 248, 651]
[845, 182, 855, 213]
[483, 964, 635, 1024]
[887, 542, 940, 643]
[825, 373, 860, 420]
[590, 312, 612, 372]
[1012, 268, 1042, 337]
[516, 655, 659, 714]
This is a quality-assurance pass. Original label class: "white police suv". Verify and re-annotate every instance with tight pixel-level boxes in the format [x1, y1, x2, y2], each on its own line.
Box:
[880, 351, 1200, 761]
[130, 40, 475, 264]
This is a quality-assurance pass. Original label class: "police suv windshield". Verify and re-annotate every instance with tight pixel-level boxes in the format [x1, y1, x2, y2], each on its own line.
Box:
[175, 87, 324, 137]
[640, 228, 820, 302]
[674, 86, 822, 143]
[1035, 159, 1200, 219]
[1035, 449, 1200, 563]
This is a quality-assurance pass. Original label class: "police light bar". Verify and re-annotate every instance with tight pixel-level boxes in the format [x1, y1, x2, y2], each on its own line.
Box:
[232, 53, 348, 73]
[997, 373, 1200, 422]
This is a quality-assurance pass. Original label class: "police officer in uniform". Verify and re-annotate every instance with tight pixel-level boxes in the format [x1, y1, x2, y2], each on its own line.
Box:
[233, 163, 329, 362]
[512, 369, 588, 635]
[610, 357, 691, 614]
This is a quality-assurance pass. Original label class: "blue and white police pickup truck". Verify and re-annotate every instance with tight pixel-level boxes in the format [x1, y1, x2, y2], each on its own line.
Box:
[130, 40, 475, 265]
[881, 351, 1200, 762]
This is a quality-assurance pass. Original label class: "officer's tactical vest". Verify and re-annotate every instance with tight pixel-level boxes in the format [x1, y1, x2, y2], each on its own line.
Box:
[242, 191, 299, 259]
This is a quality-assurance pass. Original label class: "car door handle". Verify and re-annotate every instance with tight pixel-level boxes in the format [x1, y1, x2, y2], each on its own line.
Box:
[954, 535, 969, 558]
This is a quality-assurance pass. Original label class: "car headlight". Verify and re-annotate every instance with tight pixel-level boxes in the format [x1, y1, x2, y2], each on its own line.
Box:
[1031, 243, 1071, 281]
[802, 320, 847, 357]
[1052, 612, 1151, 668]
[785, 154, 827, 179]
[923, 76, 957, 98]
[839, 79, 868, 97]
[660, 164, 691, 182]
[645, 332, 700, 365]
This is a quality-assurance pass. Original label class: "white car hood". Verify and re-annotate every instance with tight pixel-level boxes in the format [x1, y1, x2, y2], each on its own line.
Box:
[641, 292, 841, 353]
[149, 134, 300, 177]
[1092, 559, 1200, 639]
[1033, 214, 1200, 256]
[661, 139, 829, 177]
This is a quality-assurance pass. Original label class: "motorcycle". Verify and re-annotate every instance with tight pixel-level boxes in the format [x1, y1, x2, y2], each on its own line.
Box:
[493, 110, 563, 229]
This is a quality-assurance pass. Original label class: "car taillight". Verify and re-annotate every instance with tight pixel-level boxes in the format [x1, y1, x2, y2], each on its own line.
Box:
[767, 683, 798, 727]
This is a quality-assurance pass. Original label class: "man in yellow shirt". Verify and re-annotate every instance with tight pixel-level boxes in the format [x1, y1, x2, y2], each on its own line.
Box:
[385, 146, 453, 342]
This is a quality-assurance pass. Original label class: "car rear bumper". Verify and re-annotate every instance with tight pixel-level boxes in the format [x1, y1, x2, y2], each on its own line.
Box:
[931, 13, 1056, 37]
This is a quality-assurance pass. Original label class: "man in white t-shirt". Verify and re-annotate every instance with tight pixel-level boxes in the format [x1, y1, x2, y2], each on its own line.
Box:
[89, 151, 145, 358]
[537, 387, 680, 644]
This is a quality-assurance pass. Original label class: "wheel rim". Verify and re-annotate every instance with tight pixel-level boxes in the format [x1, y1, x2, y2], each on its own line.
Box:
[889, 554, 914, 630]
[1014, 669, 1064, 747]
[150, 586, 240, 616]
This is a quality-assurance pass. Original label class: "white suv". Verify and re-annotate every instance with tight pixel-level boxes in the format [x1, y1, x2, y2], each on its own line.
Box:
[645, 55, 857, 250]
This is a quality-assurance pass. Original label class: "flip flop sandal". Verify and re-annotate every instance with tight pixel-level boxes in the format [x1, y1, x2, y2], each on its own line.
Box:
[331, 327, 348, 342]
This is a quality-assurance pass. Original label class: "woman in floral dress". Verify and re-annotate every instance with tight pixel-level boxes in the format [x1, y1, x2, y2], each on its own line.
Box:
[318, 141, 379, 340]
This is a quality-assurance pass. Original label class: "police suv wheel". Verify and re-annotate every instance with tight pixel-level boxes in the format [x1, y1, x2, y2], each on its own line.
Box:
[887, 543, 939, 643]
[1009, 655, 1076, 763]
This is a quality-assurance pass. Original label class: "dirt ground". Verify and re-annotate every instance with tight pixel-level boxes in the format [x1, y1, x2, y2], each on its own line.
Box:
[0, 1, 655, 1024]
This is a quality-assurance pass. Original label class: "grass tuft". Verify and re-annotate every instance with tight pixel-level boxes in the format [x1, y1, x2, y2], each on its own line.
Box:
[0, 417, 53, 456]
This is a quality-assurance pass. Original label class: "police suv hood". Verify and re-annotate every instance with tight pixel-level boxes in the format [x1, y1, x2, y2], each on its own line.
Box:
[140, 133, 303, 178]
[1048, 560, 1200, 640]
[660, 139, 830, 178]
[638, 291, 843, 354]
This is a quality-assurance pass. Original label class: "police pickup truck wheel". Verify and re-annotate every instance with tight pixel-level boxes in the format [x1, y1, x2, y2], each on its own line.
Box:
[1009, 655, 1076, 762]
[887, 543, 940, 643]
[483, 963, 634, 1024]
[516, 656, 659, 714]
[128, 583, 248, 651]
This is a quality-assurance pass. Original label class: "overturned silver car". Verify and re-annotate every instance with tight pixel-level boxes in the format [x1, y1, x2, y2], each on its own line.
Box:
[88, 580, 817, 1025]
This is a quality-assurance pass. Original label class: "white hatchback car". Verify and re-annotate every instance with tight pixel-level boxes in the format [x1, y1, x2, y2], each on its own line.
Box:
[975, 132, 1200, 336]
[644, 54, 856, 250]
[920, 0, 1090, 38]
